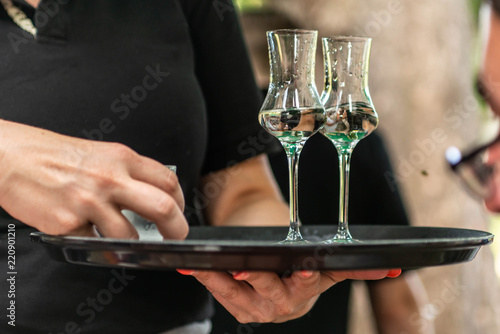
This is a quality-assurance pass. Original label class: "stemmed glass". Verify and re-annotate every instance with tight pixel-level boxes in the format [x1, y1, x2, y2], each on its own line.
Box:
[320, 36, 379, 243]
[259, 29, 325, 243]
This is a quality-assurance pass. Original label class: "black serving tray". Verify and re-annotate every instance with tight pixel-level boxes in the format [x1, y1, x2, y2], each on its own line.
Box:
[30, 225, 494, 272]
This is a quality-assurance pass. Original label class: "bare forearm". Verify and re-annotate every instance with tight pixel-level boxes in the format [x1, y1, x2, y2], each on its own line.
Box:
[202, 154, 289, 227]
[215, 194, 289, 227]
[368, 272, 434, 334]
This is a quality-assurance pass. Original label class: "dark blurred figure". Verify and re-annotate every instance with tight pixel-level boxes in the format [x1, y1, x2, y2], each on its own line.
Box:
[212, 105, 428, 334]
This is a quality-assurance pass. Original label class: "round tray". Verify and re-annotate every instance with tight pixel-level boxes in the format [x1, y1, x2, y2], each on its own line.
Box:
[30, 225, 494, 272]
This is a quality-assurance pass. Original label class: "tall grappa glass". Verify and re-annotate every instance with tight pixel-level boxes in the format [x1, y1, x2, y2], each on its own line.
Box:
[259, 29, 325, 243]
[320, 36, 378, 242]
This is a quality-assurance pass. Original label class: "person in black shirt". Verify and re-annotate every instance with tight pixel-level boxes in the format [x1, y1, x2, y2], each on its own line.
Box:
[0, 1, 400, 333]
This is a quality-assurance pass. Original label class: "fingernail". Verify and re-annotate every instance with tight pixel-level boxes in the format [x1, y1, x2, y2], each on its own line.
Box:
[177, 269, 195, 275]
[299, 270, 314, 278]
[232, 271, 249, 280]
[387, 269, 402, 278]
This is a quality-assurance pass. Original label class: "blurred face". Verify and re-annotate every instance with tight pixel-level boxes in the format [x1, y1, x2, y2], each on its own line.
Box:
[480, 10, 500, 117]
[480, 10, 500, 212]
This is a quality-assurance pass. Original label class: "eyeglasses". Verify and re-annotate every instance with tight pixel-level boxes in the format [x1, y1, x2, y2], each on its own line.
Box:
[446, 135, 500, 200]
[446, 76, 500, 200]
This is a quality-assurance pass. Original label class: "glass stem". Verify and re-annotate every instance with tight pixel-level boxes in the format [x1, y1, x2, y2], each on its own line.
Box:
[337, 146, 354, 240]
[283, 142, 304, 242]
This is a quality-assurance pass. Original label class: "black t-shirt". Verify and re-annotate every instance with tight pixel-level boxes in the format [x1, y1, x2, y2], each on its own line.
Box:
[0, 1, 273, 333]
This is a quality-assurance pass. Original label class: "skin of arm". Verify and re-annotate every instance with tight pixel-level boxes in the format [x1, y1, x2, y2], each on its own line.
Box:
[24, 0, 40, 7]
[368, 272, 434, 334]
[202, 154, 289, 228]
[182, 154, 401, 323]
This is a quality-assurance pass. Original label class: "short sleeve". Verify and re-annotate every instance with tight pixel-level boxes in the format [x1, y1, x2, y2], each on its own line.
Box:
[180, 0, 279, 174]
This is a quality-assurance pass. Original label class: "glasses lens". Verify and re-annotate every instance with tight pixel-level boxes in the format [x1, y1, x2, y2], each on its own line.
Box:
[448, 138, 500, 200]
[454, 154, 494, 199]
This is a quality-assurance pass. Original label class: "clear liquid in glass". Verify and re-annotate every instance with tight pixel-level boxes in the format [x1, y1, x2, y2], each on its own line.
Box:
[322, 102, 378, 145]
[259, 107, 326, 142]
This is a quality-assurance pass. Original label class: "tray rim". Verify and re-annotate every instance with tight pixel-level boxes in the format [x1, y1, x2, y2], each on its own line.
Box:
[30, 225, 495, 250]
[29, 225, 495, 271]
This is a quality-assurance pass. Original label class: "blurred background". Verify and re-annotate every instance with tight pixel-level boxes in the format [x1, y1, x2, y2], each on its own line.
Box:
[233, 0, 500, 333]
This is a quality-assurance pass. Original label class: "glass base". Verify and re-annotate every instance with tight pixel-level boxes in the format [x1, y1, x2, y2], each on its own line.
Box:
[278, 227, 310, 244]
[323, 230, 360, 244]
[278, 238, 311, 244]
[323, 236, 359, 244]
